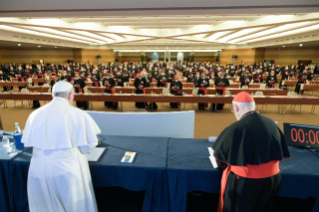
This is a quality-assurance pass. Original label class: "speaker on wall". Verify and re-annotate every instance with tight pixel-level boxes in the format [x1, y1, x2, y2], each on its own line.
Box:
[97, 55, 102, 59]
[115, 58, 118, 62]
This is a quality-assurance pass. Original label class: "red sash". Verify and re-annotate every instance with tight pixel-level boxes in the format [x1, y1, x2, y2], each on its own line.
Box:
[92, 80, 99, 87]
[216, 86, 225, 95]
[198, 87, 208, 108]
[268, 81, 275, 88]
[218, 161, 280, 212]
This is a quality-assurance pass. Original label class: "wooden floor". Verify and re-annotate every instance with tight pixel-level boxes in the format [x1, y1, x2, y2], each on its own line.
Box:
[1, 94, 318, 138]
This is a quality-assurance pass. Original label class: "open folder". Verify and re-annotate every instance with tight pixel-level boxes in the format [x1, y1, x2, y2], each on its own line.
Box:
[207, 147, 218, 168]
[87, 147, 106, 162]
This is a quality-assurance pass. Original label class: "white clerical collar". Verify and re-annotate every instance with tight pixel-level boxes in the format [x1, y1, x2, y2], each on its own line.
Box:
[53, 97, 69, 105]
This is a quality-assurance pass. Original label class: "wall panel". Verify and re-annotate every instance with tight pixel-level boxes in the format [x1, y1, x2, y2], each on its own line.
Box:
[0, 48, 12, 64]
[263, 48, 319, 65]
[220, 49, 256, 65]
[80, 49, 115, 65]
[9, 48, 74, 65]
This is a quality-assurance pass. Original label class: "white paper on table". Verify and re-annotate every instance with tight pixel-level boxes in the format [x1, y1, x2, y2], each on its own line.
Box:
[207, 147, 218, 168]
[300, 84, 304, 90]
[87, 147, 106, 162]
[209, 156, 218, 168]
[282, 81, 285, 85]
[208, 137, 217, 142]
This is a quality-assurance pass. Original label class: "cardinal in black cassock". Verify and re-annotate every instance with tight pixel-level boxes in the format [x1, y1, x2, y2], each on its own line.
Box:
[134, 73, 148, 108]
[212, 91, 290, 212]
[170, 75, 183, 108]
[102, 73, 117, 109]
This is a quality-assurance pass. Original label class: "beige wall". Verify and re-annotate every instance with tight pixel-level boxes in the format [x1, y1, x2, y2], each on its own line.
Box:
[80, 49, 115, 65]
[220, 49, 257, 65]
[0, 48, 12, 64]
[0, 48, 115, 65]
[263, 47, 319, 65]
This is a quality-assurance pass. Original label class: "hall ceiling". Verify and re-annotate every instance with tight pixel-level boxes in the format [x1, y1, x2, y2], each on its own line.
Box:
[0, 13, 319, 50]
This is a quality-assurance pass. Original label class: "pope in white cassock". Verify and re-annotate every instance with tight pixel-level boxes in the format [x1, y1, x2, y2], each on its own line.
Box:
[22, 81, 101, 212]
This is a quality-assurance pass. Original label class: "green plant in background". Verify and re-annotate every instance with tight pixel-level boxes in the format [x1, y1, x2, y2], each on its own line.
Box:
[141, 54, 145, 62]
[191, 54, 195, 62]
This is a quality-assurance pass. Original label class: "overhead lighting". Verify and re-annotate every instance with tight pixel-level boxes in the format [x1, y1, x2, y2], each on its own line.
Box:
[22, 26, 105, 44]
[300, 44, 303, 46]
[283, 45, 285, 47]
[18, 44, 21, 46]
[243, 24, 319, 43]
[0, 25, 94, 44]
[38, 45, 41, 48]
[206, 31, 232, 40]
[230, 22, 312, 43]
[55, 46, 57, 48]
[218, 27, 267, 42]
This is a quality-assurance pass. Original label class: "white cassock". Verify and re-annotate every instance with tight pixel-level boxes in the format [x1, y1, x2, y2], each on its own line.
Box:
[22, 97, 101, 212]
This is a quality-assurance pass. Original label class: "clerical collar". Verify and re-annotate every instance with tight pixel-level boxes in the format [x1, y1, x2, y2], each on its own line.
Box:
[53, 97, 69, 105]
[241, 111, 258, 119]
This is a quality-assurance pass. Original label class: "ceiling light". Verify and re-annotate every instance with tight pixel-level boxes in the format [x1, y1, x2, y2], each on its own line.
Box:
[283, 45, 285, 47]
[300, 44, 302, 46]
[218, 27, 265, 42]
[241, 23, 319, 43]
[0, 25, 97, 44]
[55, 46, 57, 48]
[230, 22, 312, 43]
[18, 44, 21, 46]
[38, 45, 41, 48]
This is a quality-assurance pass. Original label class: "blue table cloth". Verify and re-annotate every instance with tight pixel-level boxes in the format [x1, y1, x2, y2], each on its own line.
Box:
[8, 135, 169, 212]
[0, 135, 21, 212]
[167, 138, 319, 212]
[0, 147, 13, 212]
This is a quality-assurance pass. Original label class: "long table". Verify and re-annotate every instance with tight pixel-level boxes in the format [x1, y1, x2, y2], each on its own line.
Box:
[167, 138, 319, 212]
[89, 87, 288, 96]
[0, 93, 317, 105]
[1, 135, 319, 212]
[0, 93, 317, 115]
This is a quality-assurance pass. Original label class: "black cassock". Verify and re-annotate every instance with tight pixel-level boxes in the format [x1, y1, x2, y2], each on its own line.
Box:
[170, 80, 183, 108]
[212, 112, 290, 212]
[196, 77, 209, 109]
[213, 77, 229, 110]
[102, 78, 117, 109]
[134, 78, 148, 108]
[74, 79, 88, 110]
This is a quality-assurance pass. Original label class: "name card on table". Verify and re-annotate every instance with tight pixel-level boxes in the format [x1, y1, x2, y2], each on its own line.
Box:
[121, 151, 136, 163]
[208, 137, 217, 142]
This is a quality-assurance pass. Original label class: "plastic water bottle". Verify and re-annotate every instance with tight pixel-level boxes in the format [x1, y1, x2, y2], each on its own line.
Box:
[13, 122, 24, 150]
[2, 136, 13, 154]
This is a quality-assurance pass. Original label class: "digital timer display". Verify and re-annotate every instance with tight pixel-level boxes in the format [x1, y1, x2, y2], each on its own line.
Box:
[283, 123, 319, 149]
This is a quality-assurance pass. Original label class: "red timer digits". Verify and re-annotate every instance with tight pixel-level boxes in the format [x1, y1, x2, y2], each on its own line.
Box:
[290, 128, 319, 145]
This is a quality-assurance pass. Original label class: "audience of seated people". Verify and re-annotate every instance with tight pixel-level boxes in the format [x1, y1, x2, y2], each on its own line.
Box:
[0, 61, 318, 110]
